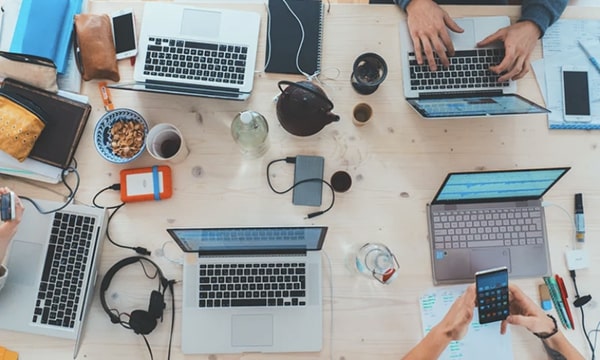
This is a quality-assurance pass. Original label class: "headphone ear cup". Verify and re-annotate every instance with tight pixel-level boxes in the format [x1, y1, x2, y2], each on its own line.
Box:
[148, 290, 165, 319]
[129, 310, 157, 335]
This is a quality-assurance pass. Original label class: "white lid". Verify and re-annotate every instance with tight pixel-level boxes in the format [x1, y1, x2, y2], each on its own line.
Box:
[240, 111, 253, 124]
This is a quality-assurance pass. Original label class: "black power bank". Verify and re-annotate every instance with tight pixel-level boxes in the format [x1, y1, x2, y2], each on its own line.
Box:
[292, 155, 324, 207]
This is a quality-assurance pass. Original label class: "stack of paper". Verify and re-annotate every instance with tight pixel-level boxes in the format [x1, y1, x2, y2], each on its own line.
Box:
[533, 19, 600, 129]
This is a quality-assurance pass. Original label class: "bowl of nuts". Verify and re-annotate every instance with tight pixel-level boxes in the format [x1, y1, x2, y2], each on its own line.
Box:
[94, 108, 149, 164]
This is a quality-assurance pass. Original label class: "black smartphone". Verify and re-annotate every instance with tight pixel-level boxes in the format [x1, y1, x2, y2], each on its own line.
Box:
[561, 65, 591, 122]
[0, 192, 15, 221]
[475, 266, 509, 324]
[111, 8, 138, 60]
[292, 155, 324, 207]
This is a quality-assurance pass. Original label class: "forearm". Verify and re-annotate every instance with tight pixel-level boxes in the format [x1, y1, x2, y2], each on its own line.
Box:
[402, 325, 452, 360]
[0, 240, 9, 265]
[542, 332, 585, 360]
[520, 0, 567, 36]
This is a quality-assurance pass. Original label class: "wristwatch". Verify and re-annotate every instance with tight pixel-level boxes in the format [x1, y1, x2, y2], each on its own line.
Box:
[534, 314, 559, 339]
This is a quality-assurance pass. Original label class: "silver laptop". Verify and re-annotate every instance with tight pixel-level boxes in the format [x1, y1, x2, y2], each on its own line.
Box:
[0, 198, 107, 356]
[167, 226, 327, 354]
[399, 16, 549, 118]
[427, 167, 570, 284]
[109, 3, 260, 100]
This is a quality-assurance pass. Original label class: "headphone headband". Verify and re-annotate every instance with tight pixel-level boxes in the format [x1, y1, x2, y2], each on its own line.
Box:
[99, 256, 169, 326]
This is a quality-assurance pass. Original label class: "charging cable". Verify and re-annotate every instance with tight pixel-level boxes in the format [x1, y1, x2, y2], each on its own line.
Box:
[20, 163, 80, 214]
[266, 157, 335, 219]
[92, 184, 150, 256]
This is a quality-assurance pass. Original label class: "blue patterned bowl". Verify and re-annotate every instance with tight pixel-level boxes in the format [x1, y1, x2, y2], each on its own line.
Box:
[94, 109, 149, 164]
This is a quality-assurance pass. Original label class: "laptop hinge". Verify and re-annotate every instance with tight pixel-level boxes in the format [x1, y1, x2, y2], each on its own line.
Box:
[418, 89, 503, 99]
[146, 79, 244, 98]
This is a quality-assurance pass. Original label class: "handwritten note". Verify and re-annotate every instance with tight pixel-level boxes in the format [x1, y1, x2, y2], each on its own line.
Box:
[419, 285, 514, 360]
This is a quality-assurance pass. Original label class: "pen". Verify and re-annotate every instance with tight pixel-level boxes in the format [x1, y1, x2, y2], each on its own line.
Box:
[579, 40, 600, 75]
[555, 274, 575, 330]
[575, 193, 585, 243]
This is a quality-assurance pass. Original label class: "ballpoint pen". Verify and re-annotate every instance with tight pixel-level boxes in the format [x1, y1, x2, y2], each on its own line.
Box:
[575, 193, 585, 243]
[555, 274, 575, 330]
[579, 40, 600, 75]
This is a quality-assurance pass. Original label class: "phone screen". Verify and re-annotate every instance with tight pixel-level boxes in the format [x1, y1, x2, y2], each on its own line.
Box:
[563, 70, 591, 117]
[476, 267, 509, 324]
[112, 12, 136, 54]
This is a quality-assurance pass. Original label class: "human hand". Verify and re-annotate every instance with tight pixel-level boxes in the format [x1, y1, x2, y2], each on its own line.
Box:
[405, 0, 463, 71]
[477, 21, 541, 82]
[500, 283, 555, 335]
[437, 284, 476, 340]
[0, 187, 24, 245]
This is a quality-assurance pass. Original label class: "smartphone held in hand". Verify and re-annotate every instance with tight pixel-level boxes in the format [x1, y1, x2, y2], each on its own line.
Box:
[475, 266, 509, 324]
[0, 192, 15, 221]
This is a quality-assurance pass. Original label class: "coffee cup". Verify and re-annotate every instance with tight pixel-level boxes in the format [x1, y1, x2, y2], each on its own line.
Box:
[352, 103, 373, 126]
[146, 123, 189, 163]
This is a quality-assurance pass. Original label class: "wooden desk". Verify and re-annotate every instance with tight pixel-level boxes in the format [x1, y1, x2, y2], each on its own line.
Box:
[1, 3, 599, 359]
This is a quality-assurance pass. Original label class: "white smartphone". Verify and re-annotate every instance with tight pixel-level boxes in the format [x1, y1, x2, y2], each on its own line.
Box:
[561, 65, 592, 122]
[111, 8, 138, 60]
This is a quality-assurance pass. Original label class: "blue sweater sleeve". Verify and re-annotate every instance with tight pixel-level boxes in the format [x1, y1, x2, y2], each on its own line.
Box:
[520, 0, 567, 36]
[395, 0, 567, 36]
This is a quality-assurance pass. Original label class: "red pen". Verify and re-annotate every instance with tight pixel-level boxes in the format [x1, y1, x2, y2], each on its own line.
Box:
[555, 274, 575, 330]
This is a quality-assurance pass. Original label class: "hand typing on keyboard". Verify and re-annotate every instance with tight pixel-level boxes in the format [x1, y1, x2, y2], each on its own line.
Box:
[476, 21, 540, 82]
[398, 0, 567, 81]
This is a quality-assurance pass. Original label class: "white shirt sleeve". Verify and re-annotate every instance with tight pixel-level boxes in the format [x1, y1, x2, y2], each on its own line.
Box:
[0, 265, 7, 293]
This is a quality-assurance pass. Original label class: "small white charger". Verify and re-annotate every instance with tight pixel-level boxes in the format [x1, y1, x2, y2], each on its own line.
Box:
[565, 249, 590, 270]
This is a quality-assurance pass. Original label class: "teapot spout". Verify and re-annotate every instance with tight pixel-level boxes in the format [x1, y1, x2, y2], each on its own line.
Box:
[327, 112, 340, 124]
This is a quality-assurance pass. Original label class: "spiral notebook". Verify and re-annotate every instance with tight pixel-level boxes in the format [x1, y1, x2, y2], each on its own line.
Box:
[265, 0, 323, 75]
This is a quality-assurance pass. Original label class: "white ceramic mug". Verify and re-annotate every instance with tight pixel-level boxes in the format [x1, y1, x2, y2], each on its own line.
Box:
[146, 123, 189, 163]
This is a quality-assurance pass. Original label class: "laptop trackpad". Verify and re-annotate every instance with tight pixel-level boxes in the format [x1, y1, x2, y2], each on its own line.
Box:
[470, 248, 510, 274]
[231, 314, 273, 347]
[6, 241, 43, 286]
[451, 19, 475, 49]
[181, 9, 221, 38]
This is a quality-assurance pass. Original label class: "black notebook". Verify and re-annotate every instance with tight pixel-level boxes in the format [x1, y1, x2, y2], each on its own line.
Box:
[265, 0, 324, 75]
[1, 78, 91, 169]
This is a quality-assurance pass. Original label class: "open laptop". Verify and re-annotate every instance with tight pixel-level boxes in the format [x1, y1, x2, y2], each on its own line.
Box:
[427, 167, 570, 284]
[109, 3, 260, 100]
[0, 198, 107, 356]
[399, 16, 549, 118]
[167, 226, 327, 354]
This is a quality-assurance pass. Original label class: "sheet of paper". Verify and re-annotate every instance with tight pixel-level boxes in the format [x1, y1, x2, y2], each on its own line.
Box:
[419, 285, 514, 360]
[541, 19, 600, 129]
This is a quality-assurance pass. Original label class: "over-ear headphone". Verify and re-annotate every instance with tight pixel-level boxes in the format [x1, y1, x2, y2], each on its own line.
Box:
[100, 256, 173, 335]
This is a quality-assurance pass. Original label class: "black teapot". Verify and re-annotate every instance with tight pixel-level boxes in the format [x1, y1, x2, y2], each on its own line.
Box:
[276, 80, 340, 136]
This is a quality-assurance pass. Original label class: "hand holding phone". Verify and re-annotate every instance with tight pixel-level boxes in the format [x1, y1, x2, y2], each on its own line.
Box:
[562, 65, 592, 122]
[1, 192, 16, 221]
[475, 266, 509, 324]
[111, 8, 138, 60]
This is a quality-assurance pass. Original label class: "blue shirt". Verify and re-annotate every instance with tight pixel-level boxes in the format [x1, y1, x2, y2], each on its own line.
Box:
[394, 0, 568, 36]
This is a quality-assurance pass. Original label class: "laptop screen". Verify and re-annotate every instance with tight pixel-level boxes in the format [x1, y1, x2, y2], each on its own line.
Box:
[407, 94, 549, 118]
[432, 168, 570, 204]
[167, 226, 327, 254]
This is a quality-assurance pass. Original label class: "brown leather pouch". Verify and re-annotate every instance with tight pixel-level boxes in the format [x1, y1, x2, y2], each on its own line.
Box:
[73, 14, 120, 82]
[0, 90, 47, 162]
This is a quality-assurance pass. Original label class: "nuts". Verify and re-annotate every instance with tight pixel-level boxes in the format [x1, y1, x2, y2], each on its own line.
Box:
[110, 120, 144, 158]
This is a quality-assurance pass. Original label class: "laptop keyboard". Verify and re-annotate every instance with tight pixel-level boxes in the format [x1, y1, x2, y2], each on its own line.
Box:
[432, 207, 544, 250]
[143, 36, 248, 84]
[32, 212, 96, 328]
[198, 262, 307, 308]
[409, 49, 510, 91]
